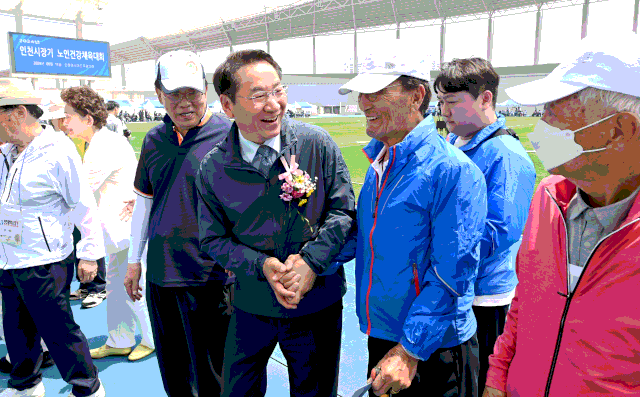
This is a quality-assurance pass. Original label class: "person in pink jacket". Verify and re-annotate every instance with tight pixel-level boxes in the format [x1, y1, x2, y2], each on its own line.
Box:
[484, 29, 640, 397]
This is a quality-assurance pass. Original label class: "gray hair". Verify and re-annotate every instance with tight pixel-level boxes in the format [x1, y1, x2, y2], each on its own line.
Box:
[576, 87, 640, 117]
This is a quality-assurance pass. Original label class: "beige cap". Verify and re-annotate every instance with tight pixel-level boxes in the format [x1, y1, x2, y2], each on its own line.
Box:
[0, 78, 42, 107]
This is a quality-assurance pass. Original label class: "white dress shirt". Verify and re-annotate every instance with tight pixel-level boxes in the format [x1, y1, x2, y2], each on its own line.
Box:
[237, 129, 281, 164]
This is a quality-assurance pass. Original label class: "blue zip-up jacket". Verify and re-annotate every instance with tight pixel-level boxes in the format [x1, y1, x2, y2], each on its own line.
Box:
[353, 116, 488, 361]
[446, 116, 535, 296]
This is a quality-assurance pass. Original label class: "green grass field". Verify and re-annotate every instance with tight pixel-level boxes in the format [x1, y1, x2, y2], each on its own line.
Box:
[126, 117, 549, 197]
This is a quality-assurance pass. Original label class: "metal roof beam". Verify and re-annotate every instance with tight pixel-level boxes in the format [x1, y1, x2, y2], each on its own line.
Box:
[219, 18, 234, 47]
[389, 0, 399, 27]
[0, 10, 101, 25]
[179, 31, 198, 53]
[140, 37, 160, 58]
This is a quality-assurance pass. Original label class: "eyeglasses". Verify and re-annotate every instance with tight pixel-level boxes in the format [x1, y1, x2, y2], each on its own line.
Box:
[164, 90, 204, 103]
[236, 85, 288, 105]
[359, 82, 404, 102]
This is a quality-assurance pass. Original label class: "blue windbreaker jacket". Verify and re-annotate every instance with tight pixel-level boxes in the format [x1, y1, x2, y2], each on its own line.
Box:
[352, 116, 488, 361]
[446, 116, 535, 296]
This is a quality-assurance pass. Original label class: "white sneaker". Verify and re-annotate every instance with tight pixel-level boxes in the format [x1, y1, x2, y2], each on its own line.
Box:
[68, 379, 105, 397]
[0, 382, 45, 397]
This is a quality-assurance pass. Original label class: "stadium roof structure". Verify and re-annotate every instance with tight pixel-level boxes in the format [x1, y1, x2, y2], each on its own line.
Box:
[109, 0, 598, 66]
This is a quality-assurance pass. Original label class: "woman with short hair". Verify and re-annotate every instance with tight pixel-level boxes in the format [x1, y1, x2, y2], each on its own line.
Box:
[62, 86, 155, 363]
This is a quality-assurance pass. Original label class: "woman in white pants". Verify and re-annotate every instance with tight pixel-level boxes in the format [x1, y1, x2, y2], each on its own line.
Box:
[102, 245, 154, 360]
[61, 86, 155, 361]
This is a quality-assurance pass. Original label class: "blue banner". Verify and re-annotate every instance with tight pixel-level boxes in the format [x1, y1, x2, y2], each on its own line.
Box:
[9, 32, 111, 78]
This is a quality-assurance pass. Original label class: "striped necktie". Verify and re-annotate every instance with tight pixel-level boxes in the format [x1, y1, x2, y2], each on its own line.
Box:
[252, 145, 278, 176]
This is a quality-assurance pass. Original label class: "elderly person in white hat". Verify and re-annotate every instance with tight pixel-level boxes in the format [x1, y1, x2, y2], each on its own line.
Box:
[39, 92, 66, 133]
[484, 29, 640, 397]
[0, 78, 106, 397]
[0, 97, 63, 376]
[337, 45, 488, 396]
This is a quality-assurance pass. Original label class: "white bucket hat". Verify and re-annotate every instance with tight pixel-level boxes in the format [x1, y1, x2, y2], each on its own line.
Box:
[506, 29, 640, 106]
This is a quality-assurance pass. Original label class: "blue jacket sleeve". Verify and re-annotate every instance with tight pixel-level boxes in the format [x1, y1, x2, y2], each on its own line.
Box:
[400, 159, 488, 361]
[478, 146, 535, 260]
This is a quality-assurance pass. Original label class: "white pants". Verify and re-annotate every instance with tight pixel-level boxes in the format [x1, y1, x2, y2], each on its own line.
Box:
[105, 246, 154, 349]
[0, 292, 48, 359]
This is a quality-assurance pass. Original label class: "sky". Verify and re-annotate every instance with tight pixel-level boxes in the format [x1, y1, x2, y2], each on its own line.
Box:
[0, 0, 636, 91]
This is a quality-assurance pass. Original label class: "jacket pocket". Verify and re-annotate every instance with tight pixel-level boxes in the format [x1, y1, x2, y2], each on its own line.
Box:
[412, 263, 421, 295]
[37, 216, 51, 252]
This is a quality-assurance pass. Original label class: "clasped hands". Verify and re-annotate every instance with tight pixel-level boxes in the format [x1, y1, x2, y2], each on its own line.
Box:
[262, 254, 316, 309]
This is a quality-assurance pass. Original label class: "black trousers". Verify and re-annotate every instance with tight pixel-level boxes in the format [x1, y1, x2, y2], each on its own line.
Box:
[0, 254, 100, 396]
[367, 335, 479, 397]
[146, 280, 231, 397]
[473, 305, 510, 394]
[72, 227, 106, 293]
[222, 300, 343, 397]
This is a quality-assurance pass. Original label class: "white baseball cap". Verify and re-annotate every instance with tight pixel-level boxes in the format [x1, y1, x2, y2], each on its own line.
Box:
[339, 42, 434, 95]
[155, 50, 206, 94]
[40, 104, 65, 121]
[39, 91, 65, 120]
[0, 78, 42, 107]
[506, 29, 640, 106]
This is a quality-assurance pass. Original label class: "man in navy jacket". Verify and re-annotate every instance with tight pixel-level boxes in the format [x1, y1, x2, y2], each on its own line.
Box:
[197, 49, 355, 397]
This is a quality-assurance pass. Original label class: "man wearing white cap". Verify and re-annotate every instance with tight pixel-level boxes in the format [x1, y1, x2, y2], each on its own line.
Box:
[123, 50, 233, 396]
[337, 46, 488, 396]
[0, 78, 106, 397]
[484, 30, 640, 397]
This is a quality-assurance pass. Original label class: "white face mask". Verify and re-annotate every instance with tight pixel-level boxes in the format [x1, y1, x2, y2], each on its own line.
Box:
[529, 113, 616, 171]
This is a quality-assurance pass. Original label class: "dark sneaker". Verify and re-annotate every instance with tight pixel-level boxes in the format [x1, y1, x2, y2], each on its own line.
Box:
[0, 356, 11, 374]
[70, 288, 89, 301]
[41, 351, 54, 369]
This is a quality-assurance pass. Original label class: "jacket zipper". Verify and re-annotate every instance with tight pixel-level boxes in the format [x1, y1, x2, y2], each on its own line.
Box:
[37, 217, 51, 252]
[412, 263, 421, 295]
[365, 147, 396, 335]
[543, 189, 640, 396]
[2, 168, 18, 203]
[1, 153, 9, 173]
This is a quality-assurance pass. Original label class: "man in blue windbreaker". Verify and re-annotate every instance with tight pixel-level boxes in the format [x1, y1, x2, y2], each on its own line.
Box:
[338, 47, 488, 396]
[434, 58, 536, 394]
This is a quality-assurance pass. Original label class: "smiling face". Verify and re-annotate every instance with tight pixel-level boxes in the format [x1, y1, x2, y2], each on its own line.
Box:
[63, 104, 94, 141]
[221, 61, 286, 144]
[157, 86, 208, 132]
[0, 107, 22, 145]
[357, 80, 418, 144]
